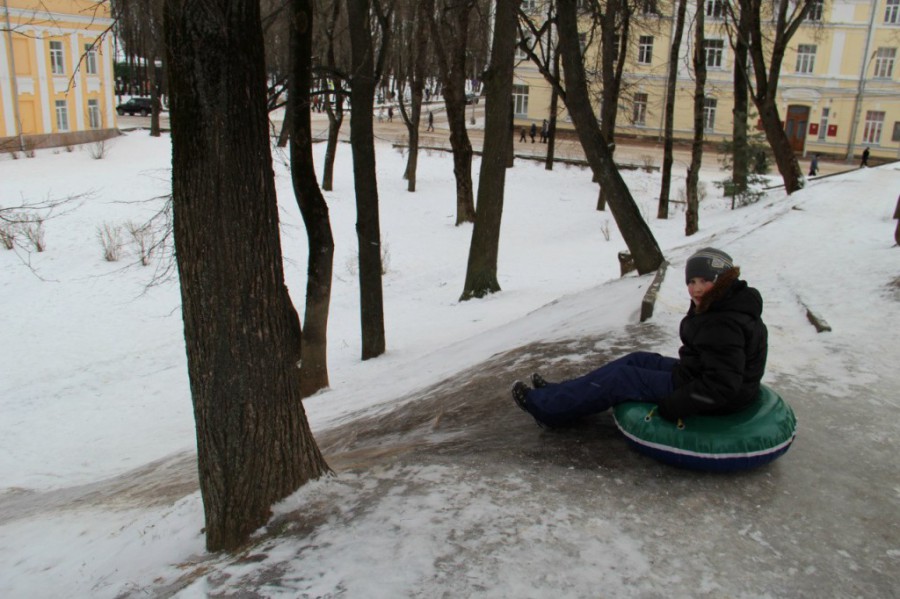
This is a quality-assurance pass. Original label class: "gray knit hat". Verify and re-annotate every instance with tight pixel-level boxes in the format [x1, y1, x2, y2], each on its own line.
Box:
[685, 248, 733, 283]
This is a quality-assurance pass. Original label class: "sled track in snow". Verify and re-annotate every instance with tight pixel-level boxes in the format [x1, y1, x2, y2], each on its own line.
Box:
[0, 324, 668, 526]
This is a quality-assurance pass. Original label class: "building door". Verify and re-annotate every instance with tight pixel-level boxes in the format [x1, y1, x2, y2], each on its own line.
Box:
[784, 105, 809, 152]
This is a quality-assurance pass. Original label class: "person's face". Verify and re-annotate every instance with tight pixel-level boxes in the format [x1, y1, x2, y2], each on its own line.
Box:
[687, 277, 715, 305]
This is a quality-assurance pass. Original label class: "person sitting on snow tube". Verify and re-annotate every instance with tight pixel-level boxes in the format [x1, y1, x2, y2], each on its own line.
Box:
[511, 247, 768, 428]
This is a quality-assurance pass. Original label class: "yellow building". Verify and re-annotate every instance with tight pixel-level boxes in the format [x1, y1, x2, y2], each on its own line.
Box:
[1, 0, 117, 151]
[514, 0, 900, 162]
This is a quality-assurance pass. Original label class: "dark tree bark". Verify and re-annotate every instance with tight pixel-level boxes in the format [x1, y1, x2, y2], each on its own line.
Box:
[545, 16, 561, 171]
[596, 0, 631, 212]
[730, 1, 751, 194]
[685, 3, 706, 236]
[277, 103, 293, 148]
[657, 0, 687, 219]
[347, 0, 388, 359]
[742, 0, 812, 195]
[894, 195, 900, 245]
[288, 0, 335, 397]
[430, 0, 476, 225]
[320, 0, 346, 192]
[556, 0, 663, 274]
[149, 61, 162, 137]
[507, 99, 515, 168]
[163, 0, 329, 552]
[459, 0, 520, 300]
[397, 0, 431, 192]
[321, 90, 344, 191]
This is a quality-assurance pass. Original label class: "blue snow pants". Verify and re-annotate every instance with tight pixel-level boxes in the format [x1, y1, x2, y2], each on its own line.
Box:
[524, 351, 677, 427]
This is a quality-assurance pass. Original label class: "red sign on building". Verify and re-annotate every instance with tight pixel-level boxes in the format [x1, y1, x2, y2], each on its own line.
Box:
[827, 124, 838, 137]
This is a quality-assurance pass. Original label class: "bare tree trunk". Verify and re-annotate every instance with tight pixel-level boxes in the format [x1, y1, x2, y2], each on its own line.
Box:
[320, 0, 345, 193]
[149, 53, 162, 137]
[277, 104, 293, 148]
[758, 97, 804, 191]
[431, 0, 476, 225]
[400, 0, 430, 192]
[894, 195, 900, 245]
[556, 0, 663, 274]
[401, 97, 422, 191]
[743, 0, 812, 195]
[731, 2, 751, 194]
[507, 99, 515, 167]
[348, 0, 387, 360]
[321, 97, 343, 191]
[686, 3, 706, 236]
[544, 41, 561, 171]
[163, 0, 329, 552]
[658, 0, 687, 220]
[460, 0, 519, 300]
[596, 0, 631, 212]
[289, 0, 335, 397]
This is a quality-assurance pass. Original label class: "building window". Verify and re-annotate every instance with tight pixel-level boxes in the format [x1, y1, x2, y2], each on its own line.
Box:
[88, 99, 101, 129]
[513, 84, 529, 117]
[55, 99, 69, 131]
[863, 111, 885, 143]
[638, 36, 654, 65]
[633, 93, 648, 126]
[579, 33, 587, 54]
[808, 0, 824, 21]
[874, 47, 896, 78]
[705, 0, 726, 19]
[703, 97, 717, 132]
[886, 0, 899, 24]
[84, 44, 98, 75]
[795, 44, 816, 74]
[50, 41, 65, 75]
[641, 0, 658, 15]
[522, 0, 539, 12]
[703, 39, 725, 68]
[818, 107, 829, 141]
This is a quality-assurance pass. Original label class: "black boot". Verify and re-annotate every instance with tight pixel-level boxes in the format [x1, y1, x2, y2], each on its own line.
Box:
[512, 381, 549, 429]
[531, 372, 550, 388]
[511, 381, 530, 412]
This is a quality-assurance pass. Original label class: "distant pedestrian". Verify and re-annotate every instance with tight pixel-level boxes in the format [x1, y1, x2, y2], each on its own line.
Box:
[519, 127, 527, 142]
[427, 111, 434, 132]
[860, 147, 870, 167]
[540, 119, 548, 143]
[529, 122, 537, 143]
[808, 153, 819, 177]
[387, 106, 393, 122]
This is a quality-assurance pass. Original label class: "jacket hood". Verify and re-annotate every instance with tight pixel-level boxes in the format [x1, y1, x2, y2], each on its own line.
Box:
[693, 267, 763, 316]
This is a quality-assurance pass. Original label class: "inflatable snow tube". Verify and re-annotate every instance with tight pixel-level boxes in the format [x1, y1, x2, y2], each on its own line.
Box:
[612, 385, 797, 472]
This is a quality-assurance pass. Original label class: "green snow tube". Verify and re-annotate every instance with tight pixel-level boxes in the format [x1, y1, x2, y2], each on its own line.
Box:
[612, 385, 797, 471]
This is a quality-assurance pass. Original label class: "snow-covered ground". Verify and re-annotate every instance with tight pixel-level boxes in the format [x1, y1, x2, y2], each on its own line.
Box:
[1, 131, 898, 597]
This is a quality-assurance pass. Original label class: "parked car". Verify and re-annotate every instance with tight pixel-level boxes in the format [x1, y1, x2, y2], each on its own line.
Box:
[116, 97, 154, 116]
[465, 93, 480, 105]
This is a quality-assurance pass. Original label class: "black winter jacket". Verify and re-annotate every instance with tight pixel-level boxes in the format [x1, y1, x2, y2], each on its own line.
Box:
[658, 267, 768, 420]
